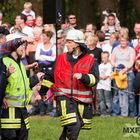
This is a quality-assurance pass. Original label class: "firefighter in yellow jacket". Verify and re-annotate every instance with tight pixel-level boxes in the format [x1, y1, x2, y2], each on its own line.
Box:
[40, 29, 99, 140]
[1, 44, 44, 140]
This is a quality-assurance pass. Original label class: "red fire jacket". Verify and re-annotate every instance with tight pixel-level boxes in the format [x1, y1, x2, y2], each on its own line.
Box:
[54, 53, 95, 103]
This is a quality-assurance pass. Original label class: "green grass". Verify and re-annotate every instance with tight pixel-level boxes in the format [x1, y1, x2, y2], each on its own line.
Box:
[29, 116, 140, 140]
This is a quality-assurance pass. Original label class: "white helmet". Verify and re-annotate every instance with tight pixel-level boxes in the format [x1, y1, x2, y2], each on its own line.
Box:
[66, 29, 85, 44]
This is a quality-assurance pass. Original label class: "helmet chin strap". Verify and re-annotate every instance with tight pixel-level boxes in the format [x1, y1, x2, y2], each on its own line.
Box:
[70, 46, 82, 59]
[71, 46, 79, 56]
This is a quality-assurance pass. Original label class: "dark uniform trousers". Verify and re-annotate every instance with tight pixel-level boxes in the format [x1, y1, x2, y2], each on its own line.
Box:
[59, 114, 82, 140]
[57, 96, 92, 140]
[1, 107, 29, 140]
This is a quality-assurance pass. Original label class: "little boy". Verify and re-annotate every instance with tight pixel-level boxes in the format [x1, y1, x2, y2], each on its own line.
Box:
[97, 51, 112, 115]
[22, 2, 35, 19]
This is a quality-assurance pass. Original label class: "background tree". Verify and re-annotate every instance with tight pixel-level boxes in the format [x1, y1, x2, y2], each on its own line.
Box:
[66, 0, 138, 36]
[133, 0, 140, 18]
[70, 0, 97, 28]
[118, 0, 137, 36]
[0, 0, 42, 25]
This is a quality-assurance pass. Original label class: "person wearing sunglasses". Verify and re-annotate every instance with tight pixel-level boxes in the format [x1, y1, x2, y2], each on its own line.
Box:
[68, 13, 80, 29]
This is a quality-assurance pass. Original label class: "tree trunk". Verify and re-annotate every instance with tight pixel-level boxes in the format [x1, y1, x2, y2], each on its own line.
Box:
[30, 0, 43, 16]
[118, 0, 134, 26]
[12, 0, 24, 14]
[72, 0, 96, 28]
[12, 0, 43, 17]
[133, 0, 140, 19]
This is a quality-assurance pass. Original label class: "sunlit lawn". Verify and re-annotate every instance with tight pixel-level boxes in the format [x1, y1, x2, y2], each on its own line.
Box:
[29, 116, 140, 140]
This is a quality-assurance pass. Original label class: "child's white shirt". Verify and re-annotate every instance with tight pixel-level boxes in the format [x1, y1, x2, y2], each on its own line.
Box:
[97, 62, 112, 91]
[22, 10, 35, 19]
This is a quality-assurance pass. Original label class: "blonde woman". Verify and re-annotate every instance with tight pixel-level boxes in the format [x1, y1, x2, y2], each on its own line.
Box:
[111, 34, 136, 117]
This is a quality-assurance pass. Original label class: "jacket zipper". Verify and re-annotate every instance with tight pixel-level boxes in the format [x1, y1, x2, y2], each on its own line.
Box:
[18, 63, 26, 107]
[71, 64, 74, 98]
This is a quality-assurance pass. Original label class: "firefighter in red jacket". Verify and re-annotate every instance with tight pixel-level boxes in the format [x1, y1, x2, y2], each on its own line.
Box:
[40, 29, 99, 140]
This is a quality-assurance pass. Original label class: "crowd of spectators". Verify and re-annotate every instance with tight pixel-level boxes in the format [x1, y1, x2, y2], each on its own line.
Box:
[1, 2, 140, 118]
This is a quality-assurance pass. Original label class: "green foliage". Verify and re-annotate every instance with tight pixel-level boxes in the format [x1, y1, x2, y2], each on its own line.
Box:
[125, 8, 138, 37]
[118, 0, 138, 37]
[0, 0, 16, 25]
[65, 0, 75, 15]
[0, 0, 26, 26]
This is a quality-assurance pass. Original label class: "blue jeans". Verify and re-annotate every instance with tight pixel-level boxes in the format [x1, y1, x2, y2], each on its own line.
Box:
[119, 72, 136, 116]
[29, 100, 46, 115]
[119, 90, 128, 116]
[98, 89, 112, 115]
[112, 81, 120, 116]
[127, 72, 137, 117]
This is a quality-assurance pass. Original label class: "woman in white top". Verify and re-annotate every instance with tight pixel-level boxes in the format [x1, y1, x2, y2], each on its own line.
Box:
[35, 30, 56, 70]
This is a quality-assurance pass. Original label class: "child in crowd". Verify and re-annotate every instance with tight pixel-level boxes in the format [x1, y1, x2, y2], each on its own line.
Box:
[22, 2, 35, 19]
[29, 83, 47, 116]
[44, 89, 57, 117]
[134, 60, 140, 116]
[97, 51, 112, 116]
